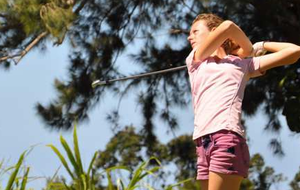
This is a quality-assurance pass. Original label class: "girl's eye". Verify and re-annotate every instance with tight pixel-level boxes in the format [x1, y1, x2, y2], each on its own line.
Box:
[194, 30, 199, 35]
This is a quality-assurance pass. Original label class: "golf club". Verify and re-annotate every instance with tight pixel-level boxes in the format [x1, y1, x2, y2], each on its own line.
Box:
[92, 65, 187, 88]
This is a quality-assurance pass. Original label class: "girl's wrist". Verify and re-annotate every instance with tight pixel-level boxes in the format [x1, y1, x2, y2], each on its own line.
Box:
[252, 41, 268, 57]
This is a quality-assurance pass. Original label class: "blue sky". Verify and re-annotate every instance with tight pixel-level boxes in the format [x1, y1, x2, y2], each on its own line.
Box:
[0, 42, 299, 190]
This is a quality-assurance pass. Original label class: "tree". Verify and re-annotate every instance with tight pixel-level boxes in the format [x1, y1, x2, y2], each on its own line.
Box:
[1, 0, 300, 154]
[0, 0, 76, 66]
[290, 167, 300, 190]
[241, 153, 286, 190]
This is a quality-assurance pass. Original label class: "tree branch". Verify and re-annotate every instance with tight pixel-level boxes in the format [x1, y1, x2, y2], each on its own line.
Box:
[74, 0, 88, 14]
[0, 0, 89, 65]
[0, 31, 48, 64]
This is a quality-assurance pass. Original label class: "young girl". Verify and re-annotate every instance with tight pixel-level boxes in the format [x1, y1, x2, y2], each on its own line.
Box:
[186, 13, 300, 190]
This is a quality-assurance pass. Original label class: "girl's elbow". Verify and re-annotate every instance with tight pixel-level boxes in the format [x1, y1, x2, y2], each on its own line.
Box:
[295, 46, 300, 57]
[292, 46, 300, 61]
[288, 46, 300, 64]
[221, 20, 235, 32]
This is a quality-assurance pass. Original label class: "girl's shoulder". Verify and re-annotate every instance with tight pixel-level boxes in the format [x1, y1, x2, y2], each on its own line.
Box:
[225, 54, 243, 62]
[224, 54, 255, 66]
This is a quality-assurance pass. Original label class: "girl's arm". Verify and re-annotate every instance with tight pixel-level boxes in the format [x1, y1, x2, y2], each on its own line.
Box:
[194, 20, 252, 61]
[258, 42, 300, 72]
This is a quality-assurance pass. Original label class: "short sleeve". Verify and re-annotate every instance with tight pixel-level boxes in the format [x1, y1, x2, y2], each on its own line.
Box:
[245, 57, 266, 78]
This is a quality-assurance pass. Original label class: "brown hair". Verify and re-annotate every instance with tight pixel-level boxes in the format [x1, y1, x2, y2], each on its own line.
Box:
[192, 13, 237, 54]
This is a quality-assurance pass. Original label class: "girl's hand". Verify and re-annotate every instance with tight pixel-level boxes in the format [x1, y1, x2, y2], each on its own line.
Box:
[251, 41, 267, 57]
[232, 42, 268, 58]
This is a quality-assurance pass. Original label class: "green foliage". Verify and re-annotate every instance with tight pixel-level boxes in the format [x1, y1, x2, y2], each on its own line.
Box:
[0, 0, 75, 69]
[13, 0, 44, 35]
[97, 156, 191, 190]
[166, 135, 197, 181]
[0, 0, 8, 12]
[290, 167, 300, 190]
[240, 153, 286, 190]
[47, 123, 192, 190]
[113, 157, 161, 190]
[95, 126, 145, 170]
[2, 151, 31, 190]
[94, 126, 195, 186]
[0, 0, 74, 37]
[283, 97, 300, 133]
[101, 156, 192, 190]
[40, 0, 75, 43]
[47, 123, 98, 190]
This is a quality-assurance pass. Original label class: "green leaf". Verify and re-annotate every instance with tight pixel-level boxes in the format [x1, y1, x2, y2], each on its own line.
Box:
[87, 151, 98, 177]
[62, 179, 74, 190]
[164, 178, 193, 190]
[3, 166, 16, 175]
[127, 163, 144, 188]
[90, 169, 96, 190]
[60, 135, 80, 177]
[106, 170, 115, 190]
[5, 151, 26, 190]
[127, 157, 161, 188]
[117, 179, 125, 190]
[141, 184, 155, 190]
[138, 166, 160, 180]
[105, 166, 131, 173]
[278, 76, 287, 88]
[105, 166, 130, 190]
[73, 123, 84, 174]
[47, 144, 75, 179]
[20, 167, 30, 190]
[86, 151, 98, 189]
[81, 174, 87, 190]
[128, 185, 141, 190]
[50, 166, 61, 183]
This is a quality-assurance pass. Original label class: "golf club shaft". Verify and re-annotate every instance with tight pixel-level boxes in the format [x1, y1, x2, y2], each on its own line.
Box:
[92, 65, 187, 88]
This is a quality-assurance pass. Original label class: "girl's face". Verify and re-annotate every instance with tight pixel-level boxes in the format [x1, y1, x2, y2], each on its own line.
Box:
[187, 20, 210, 49]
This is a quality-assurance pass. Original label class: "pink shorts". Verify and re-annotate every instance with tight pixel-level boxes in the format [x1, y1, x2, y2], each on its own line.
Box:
[195, 130, 250, 180]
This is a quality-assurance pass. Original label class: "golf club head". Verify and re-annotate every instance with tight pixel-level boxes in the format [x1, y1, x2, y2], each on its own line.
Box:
[92, 80, 108, 88]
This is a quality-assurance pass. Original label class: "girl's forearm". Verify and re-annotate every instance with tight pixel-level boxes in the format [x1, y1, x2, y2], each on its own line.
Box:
[227, 22, 253, 57]
[194, 21, 252, 61]
[263, 42, 300, 52]
[258, 42, 300, 71]
[194, 21, 233, 61]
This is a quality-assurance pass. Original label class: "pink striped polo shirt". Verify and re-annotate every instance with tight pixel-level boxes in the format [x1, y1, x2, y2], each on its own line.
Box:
[186, 49, 265, 140]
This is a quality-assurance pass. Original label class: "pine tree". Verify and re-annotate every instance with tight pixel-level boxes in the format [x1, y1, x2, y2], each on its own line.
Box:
[290, 167, 300, 190]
